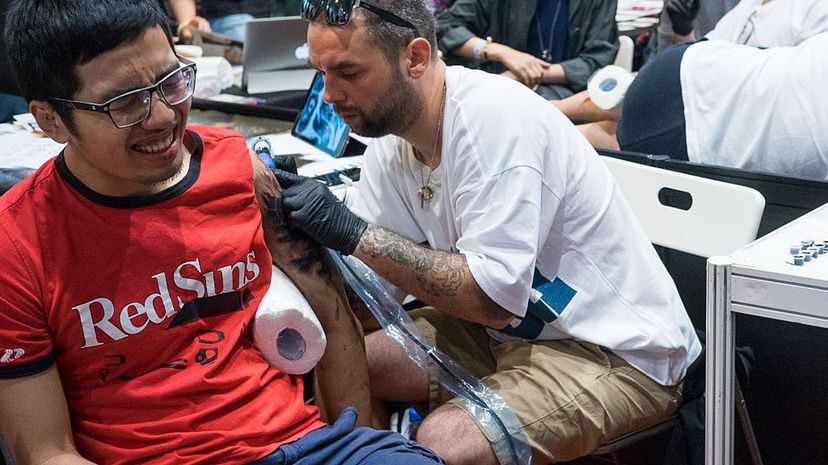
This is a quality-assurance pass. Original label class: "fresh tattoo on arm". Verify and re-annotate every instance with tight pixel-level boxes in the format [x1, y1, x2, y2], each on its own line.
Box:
[357, 224, 465, 297]
[250, 153, 330, 278]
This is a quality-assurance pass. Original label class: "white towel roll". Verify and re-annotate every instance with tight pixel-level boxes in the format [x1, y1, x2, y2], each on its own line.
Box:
[587, 65, 635, 111]
[254, 265, 327, 374]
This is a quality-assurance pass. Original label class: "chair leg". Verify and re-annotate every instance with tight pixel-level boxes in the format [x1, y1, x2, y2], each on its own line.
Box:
[734, 377, 764, 465]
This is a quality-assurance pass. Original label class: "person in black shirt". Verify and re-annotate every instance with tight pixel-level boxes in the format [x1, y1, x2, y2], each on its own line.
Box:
[169, 0, 300, 42]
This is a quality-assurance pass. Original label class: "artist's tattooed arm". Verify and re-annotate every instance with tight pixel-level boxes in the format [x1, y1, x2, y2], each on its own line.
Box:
[250, 153, 370, 424]
[353, 224, 514, 329]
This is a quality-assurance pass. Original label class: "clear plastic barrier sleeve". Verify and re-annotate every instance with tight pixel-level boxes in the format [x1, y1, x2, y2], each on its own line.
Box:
[332, 253, 532, 465]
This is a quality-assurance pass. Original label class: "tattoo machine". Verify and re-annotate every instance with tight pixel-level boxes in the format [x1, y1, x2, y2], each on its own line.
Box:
[251, 136, 298, 175]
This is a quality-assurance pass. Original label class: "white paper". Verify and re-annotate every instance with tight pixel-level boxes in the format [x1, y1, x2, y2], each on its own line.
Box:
[253, 265, 327, 374]
[0, 124, 64, 170]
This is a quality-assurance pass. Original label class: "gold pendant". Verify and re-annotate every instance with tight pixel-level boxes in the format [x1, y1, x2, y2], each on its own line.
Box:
[417, 185, 433, 208]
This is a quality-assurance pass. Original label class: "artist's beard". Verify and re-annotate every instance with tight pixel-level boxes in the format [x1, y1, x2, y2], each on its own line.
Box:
[343, 67, 422, 138]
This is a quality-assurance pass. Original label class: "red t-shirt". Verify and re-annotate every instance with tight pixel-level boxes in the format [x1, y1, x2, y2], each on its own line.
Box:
[0, 126, 323, 464]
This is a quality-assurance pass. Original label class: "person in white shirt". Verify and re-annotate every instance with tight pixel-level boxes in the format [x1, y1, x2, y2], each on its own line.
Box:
[704, 0, 828, 47]
[679, 32, 828, 178]
[271, 1, 701, 463]
[660, 0, 828, 47]
[615, 32, 828, 180]
[655, 0, 739, 54]
[556, 1, 828, 179]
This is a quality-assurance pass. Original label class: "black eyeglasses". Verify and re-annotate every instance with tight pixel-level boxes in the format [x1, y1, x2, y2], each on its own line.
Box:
[49, 61, 197, 129]
[301, 0, 418, 33]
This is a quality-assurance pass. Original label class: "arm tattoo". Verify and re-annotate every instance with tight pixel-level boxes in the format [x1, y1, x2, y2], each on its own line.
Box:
[261, 194, 330, 276]
[250, 155, 330, 279]
[358, 225, 465, 297]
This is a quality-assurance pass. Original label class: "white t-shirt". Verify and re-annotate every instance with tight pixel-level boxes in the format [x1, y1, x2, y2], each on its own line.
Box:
[706, 0, 828, 47]
[349, 66, 701, 386]
[681, 33, 828, 180]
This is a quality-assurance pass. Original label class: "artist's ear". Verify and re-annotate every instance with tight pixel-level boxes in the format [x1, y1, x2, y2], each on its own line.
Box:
[30, 100, 71, 143]
[405, 37, 433, 79]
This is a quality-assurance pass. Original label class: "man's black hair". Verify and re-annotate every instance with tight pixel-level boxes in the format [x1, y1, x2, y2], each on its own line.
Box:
[4, 0, 174, 128]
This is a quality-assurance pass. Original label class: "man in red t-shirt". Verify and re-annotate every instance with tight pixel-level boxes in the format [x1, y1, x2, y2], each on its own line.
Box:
[0, 1, 444, 464]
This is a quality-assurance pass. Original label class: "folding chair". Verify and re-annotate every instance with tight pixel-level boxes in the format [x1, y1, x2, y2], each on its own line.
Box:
[589, 157, 766, 465]
[600, 157, 765, 258]
[614, 35, 635, 73]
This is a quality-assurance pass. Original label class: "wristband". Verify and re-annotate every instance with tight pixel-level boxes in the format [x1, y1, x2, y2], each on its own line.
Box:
[482, 36, 493, 61]
[471, 38, 486, 62]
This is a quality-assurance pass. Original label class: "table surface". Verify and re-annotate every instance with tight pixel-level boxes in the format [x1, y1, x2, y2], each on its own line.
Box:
[728, 202, 828, 280]
[705, 202, 828, 465]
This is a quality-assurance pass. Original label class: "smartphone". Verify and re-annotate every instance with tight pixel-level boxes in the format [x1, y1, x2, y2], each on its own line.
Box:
[291, 72, 351, 158]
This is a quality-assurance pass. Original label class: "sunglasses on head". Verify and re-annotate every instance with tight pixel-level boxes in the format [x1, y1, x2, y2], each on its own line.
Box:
[301, 0, 418, 33]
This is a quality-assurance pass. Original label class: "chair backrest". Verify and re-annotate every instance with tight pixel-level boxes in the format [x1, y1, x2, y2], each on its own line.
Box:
[614, 35, 635, 72]
[601, 156, 766, 258]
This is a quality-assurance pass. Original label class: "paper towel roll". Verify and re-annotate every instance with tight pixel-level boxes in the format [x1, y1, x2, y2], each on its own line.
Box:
[254, 265, 327, 374]
[587, 65, 635, 111]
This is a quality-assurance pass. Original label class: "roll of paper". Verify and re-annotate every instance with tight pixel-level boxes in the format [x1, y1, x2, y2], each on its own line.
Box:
[587, 65, 635, 111]
[254, 265, 327, 374]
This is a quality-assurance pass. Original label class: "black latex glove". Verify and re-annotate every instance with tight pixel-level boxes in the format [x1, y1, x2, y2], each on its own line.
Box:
[273, 155, 298, 175]
[274, 169, 368, 255]
[666, 0, 700, 36]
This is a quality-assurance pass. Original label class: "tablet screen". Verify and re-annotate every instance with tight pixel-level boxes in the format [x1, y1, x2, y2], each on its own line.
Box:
[291, 72, 351, 158]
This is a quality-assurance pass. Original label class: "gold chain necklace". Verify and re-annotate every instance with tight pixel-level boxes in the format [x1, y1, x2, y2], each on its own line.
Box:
[417, 83, 446, 209]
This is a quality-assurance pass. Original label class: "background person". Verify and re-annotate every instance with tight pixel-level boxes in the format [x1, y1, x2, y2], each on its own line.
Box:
[0, 0, 27, 122]
[555, 0, 828, 178]
[653, 0, 739, 54]
[275, 1, 701, 463]
[658, 0, 828, 50]
[169, 0, 301, 42]
[435, 0, 619, 100]
[617, 32, 828, 180]
[705, 0, 828, 47]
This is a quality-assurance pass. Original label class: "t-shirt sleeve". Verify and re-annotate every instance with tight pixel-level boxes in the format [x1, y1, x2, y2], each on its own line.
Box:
[444, 80, 569, 317]
[455, 165, 559, 317]
[0, 225, 54, 379]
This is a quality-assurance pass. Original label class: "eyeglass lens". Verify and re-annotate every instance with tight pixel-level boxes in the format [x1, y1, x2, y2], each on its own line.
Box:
[110, 65, 196, 128]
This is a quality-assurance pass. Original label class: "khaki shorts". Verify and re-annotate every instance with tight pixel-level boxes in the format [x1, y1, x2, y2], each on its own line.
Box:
[412, 307, 683, 463]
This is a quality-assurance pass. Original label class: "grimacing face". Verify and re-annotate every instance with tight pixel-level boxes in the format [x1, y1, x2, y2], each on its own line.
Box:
[307, 19, 422, 138]
[57, 26, 193, 197]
